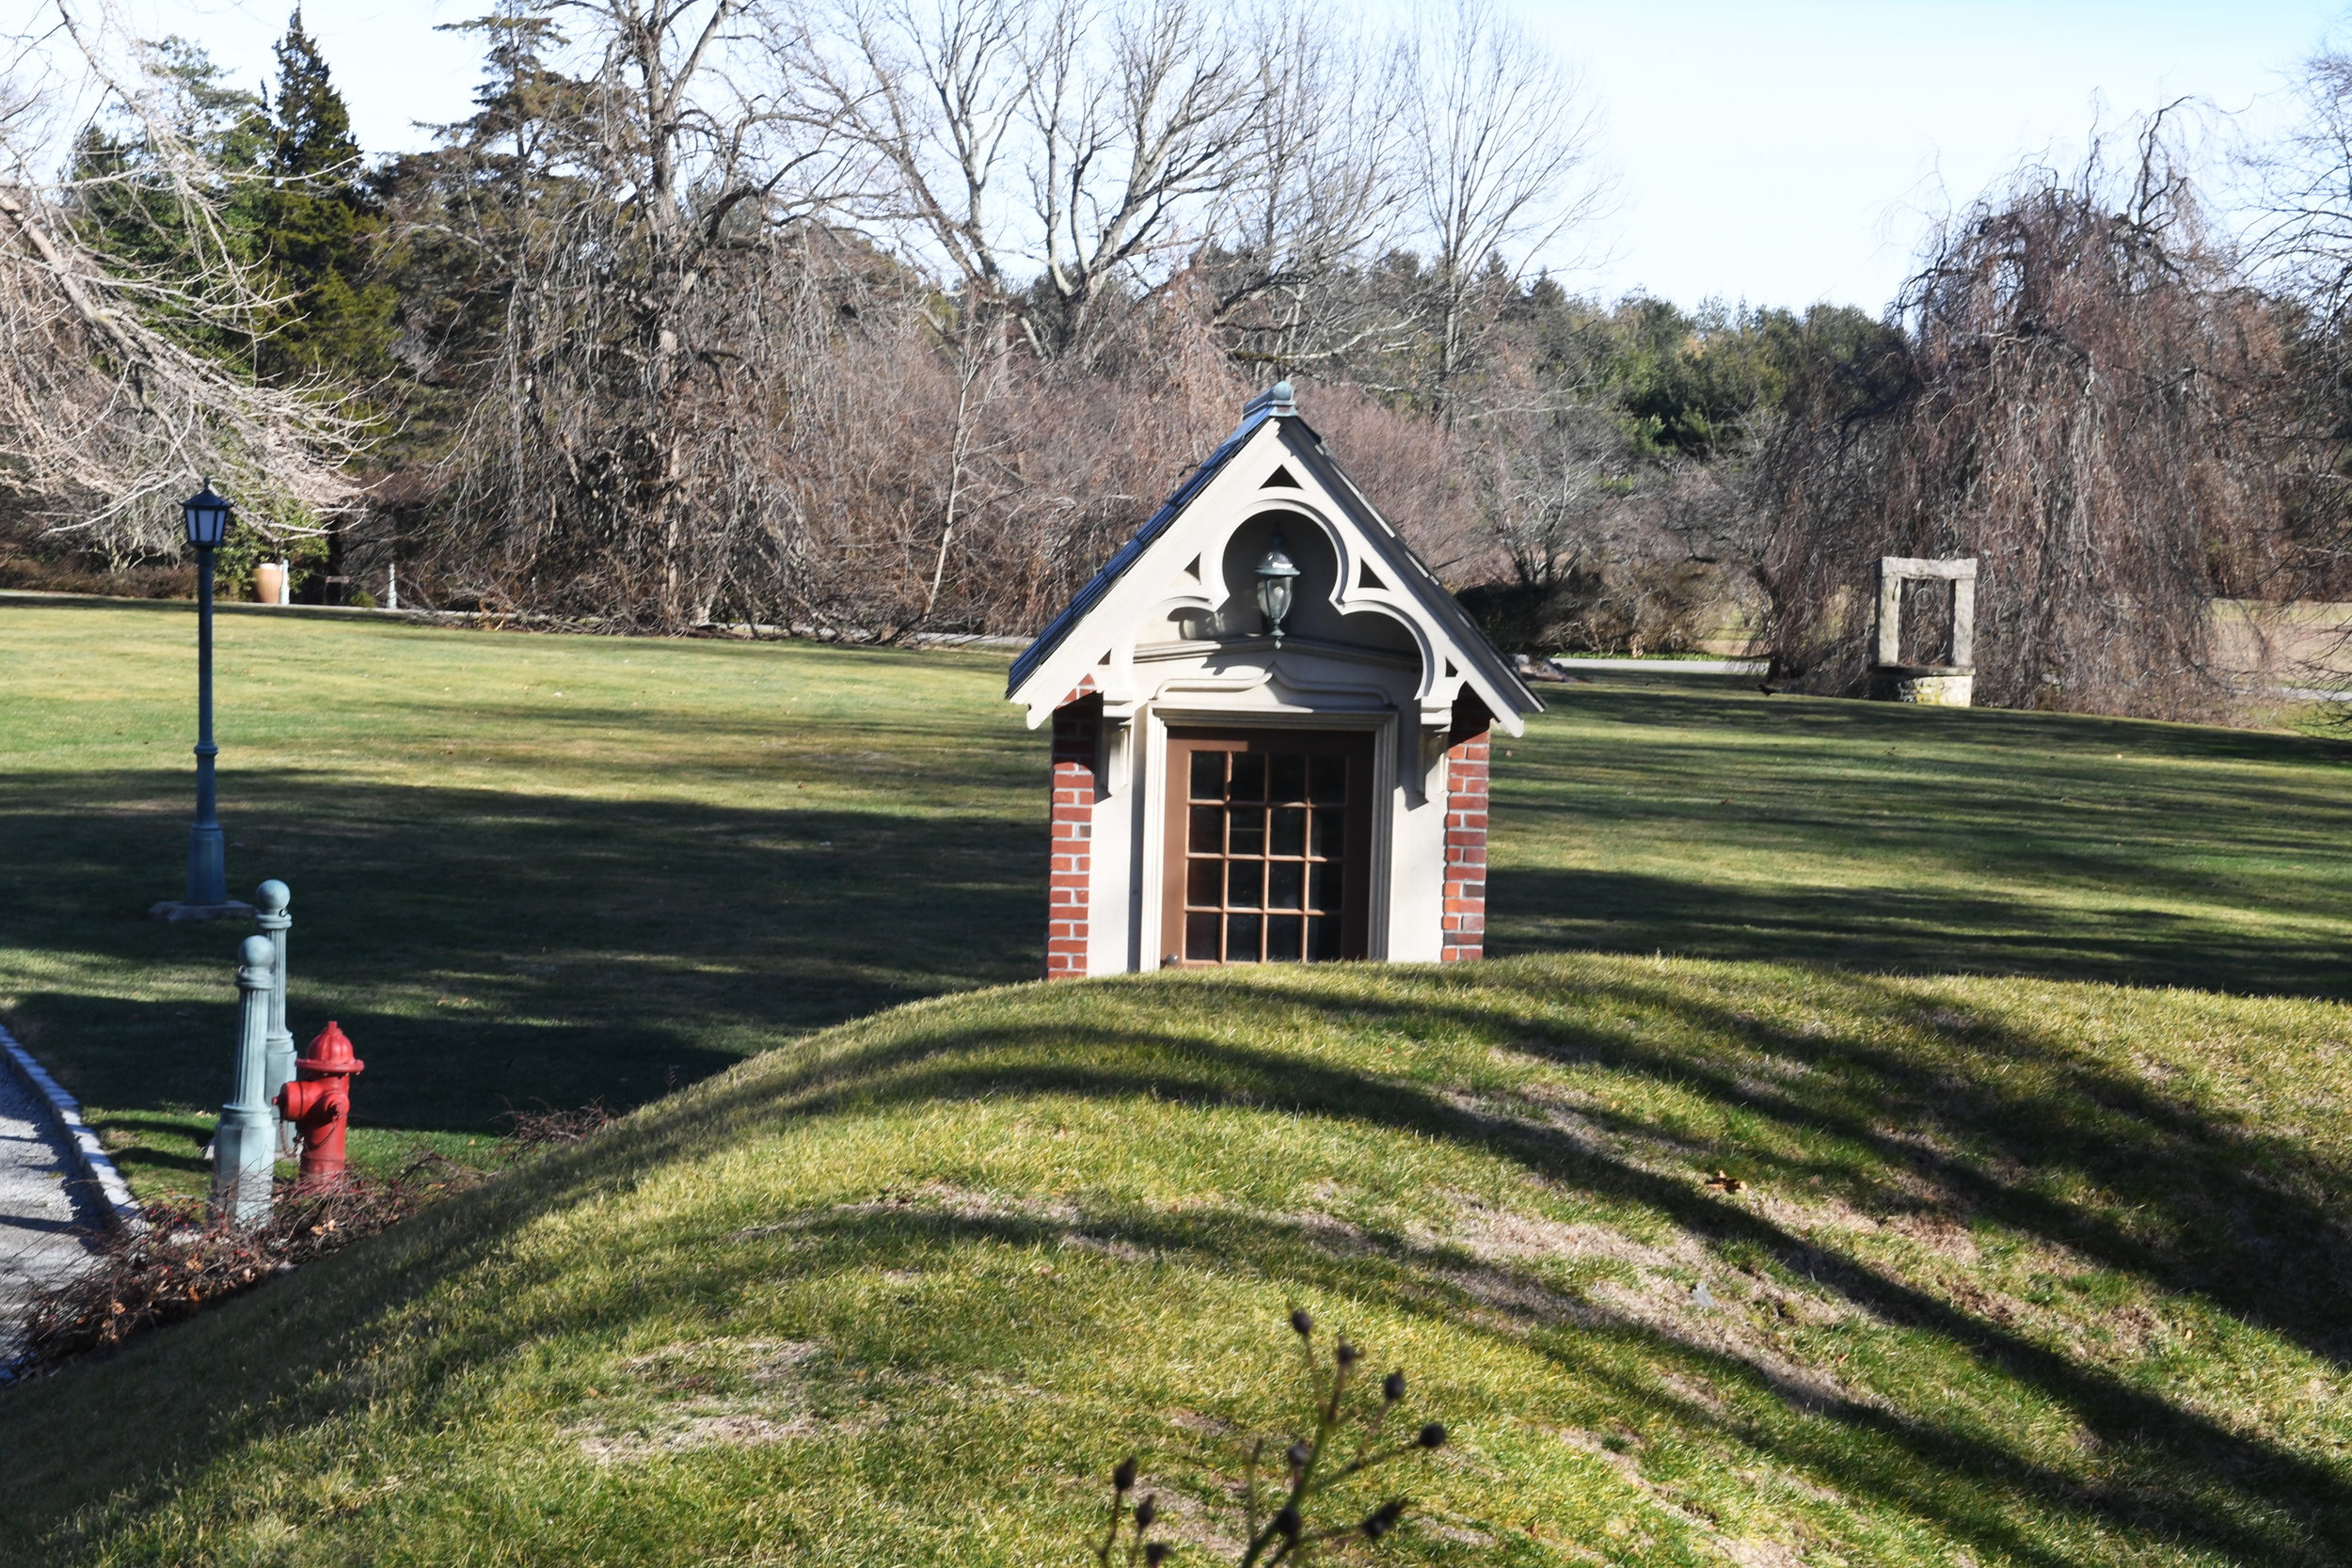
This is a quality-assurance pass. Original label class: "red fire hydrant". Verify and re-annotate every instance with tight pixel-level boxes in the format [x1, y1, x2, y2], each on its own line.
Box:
[275, 1021, 365, 1181]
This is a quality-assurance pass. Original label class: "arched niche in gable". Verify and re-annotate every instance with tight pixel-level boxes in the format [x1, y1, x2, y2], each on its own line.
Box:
[1214, 509, 1421, 658]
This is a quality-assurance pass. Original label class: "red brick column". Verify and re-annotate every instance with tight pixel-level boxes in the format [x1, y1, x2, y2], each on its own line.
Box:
[1045, 694, 1103, 978]
[1440, 698, 1492, 963]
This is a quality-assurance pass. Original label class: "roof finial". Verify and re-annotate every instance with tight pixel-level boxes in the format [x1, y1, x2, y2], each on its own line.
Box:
[1245, 380, 1297, 419]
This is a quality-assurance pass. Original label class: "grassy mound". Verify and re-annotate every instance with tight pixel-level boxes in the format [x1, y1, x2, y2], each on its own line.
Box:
[6, 956, 2349, 1566]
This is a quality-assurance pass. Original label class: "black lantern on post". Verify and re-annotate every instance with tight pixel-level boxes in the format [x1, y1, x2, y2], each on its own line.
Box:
[154, 480, 245, 918]
[1254, 532, 1299, 646]
[183, 481, 230, 549]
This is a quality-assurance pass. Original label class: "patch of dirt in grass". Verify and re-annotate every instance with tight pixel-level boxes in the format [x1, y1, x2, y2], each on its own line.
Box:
[840, 1180, 1083, 1226]
[1167, 1409, 1238, 1437]
[1883, 1210, 1980, 1260]
[574, 1412, 825, 1461]
[1059, 1232, 1155, 1262]
[1749, 1186, 1982, 1265]
[624, 1338, 821, 1386]
[1720, 1536, 1810, 1567]
[2093, 1303, 2168, 1357]
[1654, 1370, 1729, 1414]
[1439, 1194, 1702, 1275]
[569, 1337, 866, 1463]
[1119, 1477, 1248, 1560]
[1436, 1264, 1591, 1328]
[1585, 1271, 1877, 1417]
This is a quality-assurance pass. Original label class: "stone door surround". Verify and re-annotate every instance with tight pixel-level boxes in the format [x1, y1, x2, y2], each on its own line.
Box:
[1876, 556, 1978, 671]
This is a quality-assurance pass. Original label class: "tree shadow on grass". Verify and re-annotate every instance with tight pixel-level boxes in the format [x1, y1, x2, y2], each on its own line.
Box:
[0, 771, 1044, 1134]
[10, 983, 2348, 1564]
[5, 964, 2350, 1562]
[1177, 965, 2352, 1373]
[1498, 681, 2352, 1002]
[1488, 867, 2352, 999]
[738, 1206, 2298, 1568]
[672, 1006, 2352, 1563]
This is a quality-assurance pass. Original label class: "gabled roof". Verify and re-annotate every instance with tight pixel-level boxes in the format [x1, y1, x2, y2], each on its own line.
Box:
[1006, 383, 1542, 733]
[1007, 383, 1294, 695]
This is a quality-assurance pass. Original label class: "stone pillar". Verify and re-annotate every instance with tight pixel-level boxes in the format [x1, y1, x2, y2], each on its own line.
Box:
[1876, 562, 1904, 667]
[1044, 694, 1102, 979]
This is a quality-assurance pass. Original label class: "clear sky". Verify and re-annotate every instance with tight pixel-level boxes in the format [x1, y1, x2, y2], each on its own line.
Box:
[1532, 0, 2349, 309]
[67, 0, 2352, 314]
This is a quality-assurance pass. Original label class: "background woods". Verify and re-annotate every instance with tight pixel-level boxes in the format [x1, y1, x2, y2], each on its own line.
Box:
[1759, 123, 2295, 720]
[3, 2, 2351, 718]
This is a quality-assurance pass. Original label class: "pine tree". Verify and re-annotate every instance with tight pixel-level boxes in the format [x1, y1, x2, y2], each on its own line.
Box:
[259, 8, 394, 383]
[65, 39, 272, 362]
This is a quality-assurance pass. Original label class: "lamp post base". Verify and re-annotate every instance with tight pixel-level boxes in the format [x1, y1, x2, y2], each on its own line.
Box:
[149, 900, 257, 923]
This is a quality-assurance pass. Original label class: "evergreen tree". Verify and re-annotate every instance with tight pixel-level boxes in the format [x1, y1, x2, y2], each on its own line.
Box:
[65, 39, 271, 362]
[369, 5, 593, 435]
[259, 8, 394, 382]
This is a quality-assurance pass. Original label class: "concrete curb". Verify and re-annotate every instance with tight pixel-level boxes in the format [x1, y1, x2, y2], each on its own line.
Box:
[0, 1025, 144, 1234]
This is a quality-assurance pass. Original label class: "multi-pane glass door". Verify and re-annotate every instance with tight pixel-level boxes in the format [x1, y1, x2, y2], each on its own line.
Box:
[1164, 730, 1373, 965]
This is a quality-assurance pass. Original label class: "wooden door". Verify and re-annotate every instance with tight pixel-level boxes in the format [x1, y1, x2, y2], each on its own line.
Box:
[1162, 728, 1374, 966]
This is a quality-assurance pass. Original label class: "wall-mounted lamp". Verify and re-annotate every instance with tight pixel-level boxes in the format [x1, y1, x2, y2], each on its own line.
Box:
[1254, 532, 1299, 646]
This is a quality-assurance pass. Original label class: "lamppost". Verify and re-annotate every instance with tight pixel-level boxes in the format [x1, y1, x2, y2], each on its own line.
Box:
[151, 481, 253, 922]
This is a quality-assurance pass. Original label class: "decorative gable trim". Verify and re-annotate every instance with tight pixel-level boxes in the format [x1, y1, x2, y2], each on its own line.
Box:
[1006, 395, 1539, 736]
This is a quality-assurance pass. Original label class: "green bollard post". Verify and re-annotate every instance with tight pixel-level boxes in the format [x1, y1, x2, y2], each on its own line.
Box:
[212, 935, 278, 1227]
[255, 880, 294, 1156]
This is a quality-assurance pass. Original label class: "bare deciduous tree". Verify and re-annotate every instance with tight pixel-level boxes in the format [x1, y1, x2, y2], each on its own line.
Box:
[432, 0, 857, 627]
[2241, 44, 2352, 660]
[0, 6, 356, 565]
[1760, 118, 2287, 719]
[794, 0, 1268, 363]
[1205, 11, 1411, 376]
[1402, 0, 1606, 419]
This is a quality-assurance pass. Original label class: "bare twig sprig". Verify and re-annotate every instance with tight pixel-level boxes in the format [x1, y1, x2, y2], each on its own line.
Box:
[1095, 1310, 1447, 1566]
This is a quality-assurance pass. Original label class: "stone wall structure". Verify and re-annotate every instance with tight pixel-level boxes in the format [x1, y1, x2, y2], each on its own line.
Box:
[1869, 556, 1979, 706]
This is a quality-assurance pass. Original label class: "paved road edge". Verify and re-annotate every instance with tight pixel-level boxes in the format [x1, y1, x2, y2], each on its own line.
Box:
[0, 1025, 144, 1234]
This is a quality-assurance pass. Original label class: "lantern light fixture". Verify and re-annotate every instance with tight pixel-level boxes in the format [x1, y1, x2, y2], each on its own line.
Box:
[182, 480, 232, 549]
[1254, 531, 1299, 645]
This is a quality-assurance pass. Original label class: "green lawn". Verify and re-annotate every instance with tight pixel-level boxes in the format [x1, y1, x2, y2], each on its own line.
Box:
[1489, 675, 2352, 995]
[1, 599, 1046, 1189]
[1, 598, 2346, 1194]
[3, 598, 2351, 1565]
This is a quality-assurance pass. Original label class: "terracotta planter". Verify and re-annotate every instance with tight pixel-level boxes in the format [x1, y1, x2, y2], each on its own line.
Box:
[254, 562, 288, 605]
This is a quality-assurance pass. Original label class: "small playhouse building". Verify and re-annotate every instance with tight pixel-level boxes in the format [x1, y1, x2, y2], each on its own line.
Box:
[1007, 382, 1542, 976]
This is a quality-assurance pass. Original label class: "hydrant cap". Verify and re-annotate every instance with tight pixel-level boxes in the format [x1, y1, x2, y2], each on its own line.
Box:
[294, 1020, 365, 1075]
